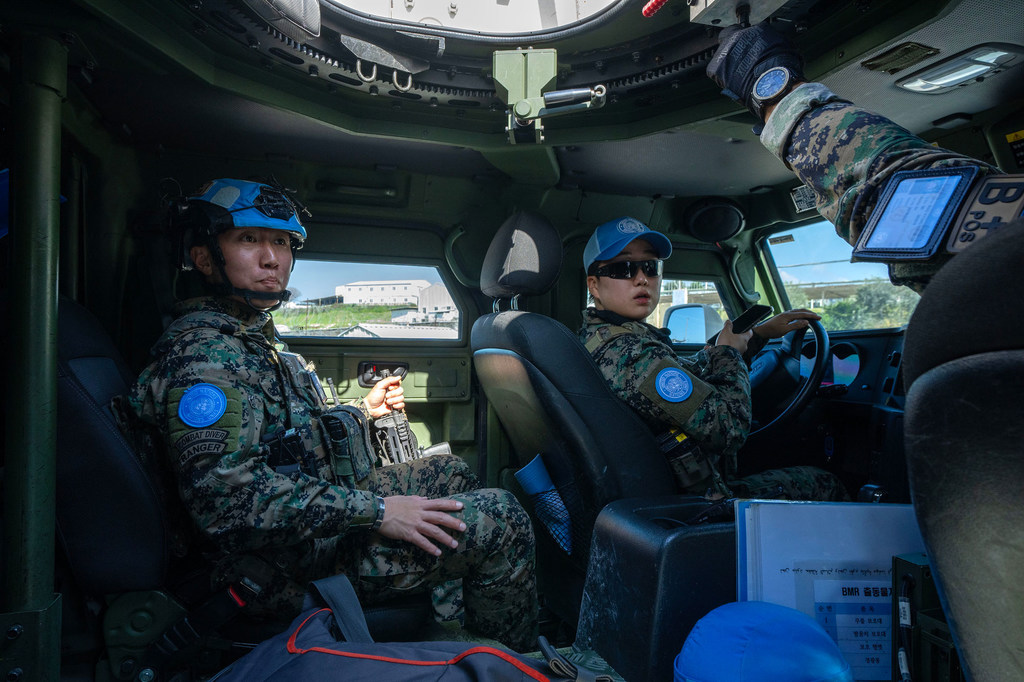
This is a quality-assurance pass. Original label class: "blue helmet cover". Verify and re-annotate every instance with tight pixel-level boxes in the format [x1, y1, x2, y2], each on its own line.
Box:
[675, 601, 853, 682]
[191, 178, 306, 240]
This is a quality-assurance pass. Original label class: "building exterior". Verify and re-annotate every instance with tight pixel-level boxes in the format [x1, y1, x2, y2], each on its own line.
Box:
[334, 279, 431, 305]
[417, 282, 457, 321]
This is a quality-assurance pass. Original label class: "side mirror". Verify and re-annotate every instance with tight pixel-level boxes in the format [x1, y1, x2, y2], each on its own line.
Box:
[663, 304, 724, 344]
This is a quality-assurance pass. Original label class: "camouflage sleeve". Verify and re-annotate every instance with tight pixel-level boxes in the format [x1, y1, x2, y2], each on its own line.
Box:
[594, 334, 751, 455]
[146, 330, 377, 551]
[761, 82, 999, 247]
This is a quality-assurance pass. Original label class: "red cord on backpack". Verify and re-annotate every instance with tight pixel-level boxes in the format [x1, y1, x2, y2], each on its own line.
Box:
[642, 0, 669, 18]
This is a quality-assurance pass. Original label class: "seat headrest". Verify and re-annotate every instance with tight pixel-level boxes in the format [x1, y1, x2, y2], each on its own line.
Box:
[903, 217, 1024, 390]
[480, 212, 563, 299]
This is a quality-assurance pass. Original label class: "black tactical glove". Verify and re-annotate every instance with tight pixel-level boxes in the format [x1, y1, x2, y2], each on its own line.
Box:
[705, 23, 804, 121]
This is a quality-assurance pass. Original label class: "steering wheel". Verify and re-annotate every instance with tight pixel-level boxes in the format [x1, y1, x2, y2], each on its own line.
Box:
[747, 320, 830, 437]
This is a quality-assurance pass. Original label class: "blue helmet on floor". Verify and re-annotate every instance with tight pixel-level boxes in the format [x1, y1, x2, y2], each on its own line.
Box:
[675, 601, 853, 682]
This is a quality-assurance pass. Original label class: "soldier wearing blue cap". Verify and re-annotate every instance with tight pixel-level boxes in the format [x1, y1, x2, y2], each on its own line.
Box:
[579, 217, 846, 500]
[121, 178, 538, 651]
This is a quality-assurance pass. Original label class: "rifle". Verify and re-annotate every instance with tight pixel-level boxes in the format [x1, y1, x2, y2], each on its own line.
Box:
[368, 367, 451, 465]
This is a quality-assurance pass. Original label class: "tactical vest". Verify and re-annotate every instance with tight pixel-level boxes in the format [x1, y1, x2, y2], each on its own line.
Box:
[156, 310, 378, 488]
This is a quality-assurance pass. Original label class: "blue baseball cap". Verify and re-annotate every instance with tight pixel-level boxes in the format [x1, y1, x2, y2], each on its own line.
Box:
[583, 216, 672, 272]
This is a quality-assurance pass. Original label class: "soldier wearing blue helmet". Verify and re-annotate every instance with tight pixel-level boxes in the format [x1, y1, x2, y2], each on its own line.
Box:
[120, 178, 538, 651]
[174, 178, 308, 310]
[578, 217, 846, 501]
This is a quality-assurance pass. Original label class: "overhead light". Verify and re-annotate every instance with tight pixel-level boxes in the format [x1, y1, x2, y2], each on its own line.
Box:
[896, 43, 1023, 94]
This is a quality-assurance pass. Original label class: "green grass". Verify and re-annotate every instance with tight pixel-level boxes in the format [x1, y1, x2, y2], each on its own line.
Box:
[276, 303, 403, 331]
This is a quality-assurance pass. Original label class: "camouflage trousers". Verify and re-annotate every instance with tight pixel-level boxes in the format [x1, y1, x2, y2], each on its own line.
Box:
[219, 455, 538, 652]
[727, 465, 849, 501]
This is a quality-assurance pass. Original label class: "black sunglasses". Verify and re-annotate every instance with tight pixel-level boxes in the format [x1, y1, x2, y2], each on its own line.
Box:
[589, 259, 664, 280]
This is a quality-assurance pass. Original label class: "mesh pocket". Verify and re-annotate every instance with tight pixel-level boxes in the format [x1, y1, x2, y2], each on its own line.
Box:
[532, 489, 573, 555]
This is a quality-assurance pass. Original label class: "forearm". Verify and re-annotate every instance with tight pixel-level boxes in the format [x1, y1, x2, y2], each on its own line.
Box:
[761, 82, 997, 247]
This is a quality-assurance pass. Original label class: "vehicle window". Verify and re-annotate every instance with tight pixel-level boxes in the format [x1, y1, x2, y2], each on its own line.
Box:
[656, 280, 727, 343]
[764, 221, 920, 331]
[277, 260, 461, 340]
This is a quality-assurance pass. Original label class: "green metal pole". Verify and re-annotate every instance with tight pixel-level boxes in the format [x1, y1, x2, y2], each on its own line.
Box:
[1, 31, 67, 682]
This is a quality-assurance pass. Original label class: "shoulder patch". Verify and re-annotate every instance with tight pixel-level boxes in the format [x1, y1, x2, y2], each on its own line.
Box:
[178, 383, 228, 427]
[655, 367, 694, 402]
[639, 358, 713, 427]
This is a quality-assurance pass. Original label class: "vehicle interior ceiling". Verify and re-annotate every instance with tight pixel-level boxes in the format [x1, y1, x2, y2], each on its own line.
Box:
[2, 0, 1024, 675]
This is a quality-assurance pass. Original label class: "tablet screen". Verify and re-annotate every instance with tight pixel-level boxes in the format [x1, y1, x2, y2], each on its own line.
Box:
[853, 166, 978, 261]
[864, 174, 963, 249]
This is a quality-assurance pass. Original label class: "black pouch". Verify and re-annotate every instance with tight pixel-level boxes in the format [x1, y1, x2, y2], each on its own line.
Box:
[657, 428, 714, 490]
[319, 405, 377, 484]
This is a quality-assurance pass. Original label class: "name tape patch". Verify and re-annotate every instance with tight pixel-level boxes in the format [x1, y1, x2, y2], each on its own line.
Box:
[174, 428, 229, 465]
[655, 367, 694, 403]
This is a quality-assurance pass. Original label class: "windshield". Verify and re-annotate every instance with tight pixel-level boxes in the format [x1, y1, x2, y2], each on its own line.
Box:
[765, 221, 920, 331]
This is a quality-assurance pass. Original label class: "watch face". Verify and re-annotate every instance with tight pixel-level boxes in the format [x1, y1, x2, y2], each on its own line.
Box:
[754, 67, 789, 100]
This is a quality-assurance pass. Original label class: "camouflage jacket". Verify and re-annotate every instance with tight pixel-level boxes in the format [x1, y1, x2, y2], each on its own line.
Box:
[128, 296, 378, 554]
[578, 308, 751, 476]
[761, 82, 999, 287]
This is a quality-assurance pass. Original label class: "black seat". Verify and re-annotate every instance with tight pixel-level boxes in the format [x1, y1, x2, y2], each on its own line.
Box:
[56, 296, 174, 595]
[54, 297, 430, 676]
[902, 221, 1024, 681]
[470, 212, 678, 624]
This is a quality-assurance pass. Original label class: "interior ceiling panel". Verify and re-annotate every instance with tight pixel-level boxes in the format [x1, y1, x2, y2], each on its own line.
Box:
[87, 75, 499, 178]
[555, 131, 795, 197]
[77, 0, 1023, 199]
[821, 0, 1024, 131]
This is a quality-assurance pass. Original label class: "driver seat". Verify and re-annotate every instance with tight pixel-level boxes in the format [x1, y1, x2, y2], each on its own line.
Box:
[470, 212, 678, 623]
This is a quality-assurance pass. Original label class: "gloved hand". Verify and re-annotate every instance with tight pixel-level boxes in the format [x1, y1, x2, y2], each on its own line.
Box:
[705, 23, 804, 121]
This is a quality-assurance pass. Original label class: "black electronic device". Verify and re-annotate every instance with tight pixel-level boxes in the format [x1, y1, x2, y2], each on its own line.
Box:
[852, 166, 979, 261]
[730, 304, 774, 334]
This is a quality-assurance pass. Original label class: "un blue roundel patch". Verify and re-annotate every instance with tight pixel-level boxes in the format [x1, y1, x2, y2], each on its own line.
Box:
[178, 383, 227, 428]
[655, 367, 694, 403]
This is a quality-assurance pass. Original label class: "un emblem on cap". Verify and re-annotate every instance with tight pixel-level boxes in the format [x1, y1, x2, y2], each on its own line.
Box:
[616, 217, 647, 235]
[178, 383, 227, 427]
[655, 367, 693, 402]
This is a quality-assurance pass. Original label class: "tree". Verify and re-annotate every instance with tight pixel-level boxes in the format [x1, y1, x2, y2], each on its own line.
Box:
[819, 279, 919, 330]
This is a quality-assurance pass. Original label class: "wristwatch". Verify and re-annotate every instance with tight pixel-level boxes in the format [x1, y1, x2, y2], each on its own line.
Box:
[750, 66, 794, 123]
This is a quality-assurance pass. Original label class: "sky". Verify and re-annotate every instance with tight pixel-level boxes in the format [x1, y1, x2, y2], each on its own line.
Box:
[769, 220, 890, 284]
[287, 260, 443, 302]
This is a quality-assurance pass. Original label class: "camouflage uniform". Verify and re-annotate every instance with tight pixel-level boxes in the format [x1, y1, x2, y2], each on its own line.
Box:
[579, 308, 846, 501]
[127, 296, 537, 651]
[761, 82, 1000, 290]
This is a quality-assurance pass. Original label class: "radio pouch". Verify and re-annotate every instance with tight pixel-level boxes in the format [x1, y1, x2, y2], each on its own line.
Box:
[319, 405, 376, 484]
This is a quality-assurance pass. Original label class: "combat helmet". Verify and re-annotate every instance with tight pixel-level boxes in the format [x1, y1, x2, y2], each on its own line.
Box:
[172, 178, 308, 310]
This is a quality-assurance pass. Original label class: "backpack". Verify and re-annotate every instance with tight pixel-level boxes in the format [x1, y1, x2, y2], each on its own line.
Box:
[210, 574, 610, 682]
